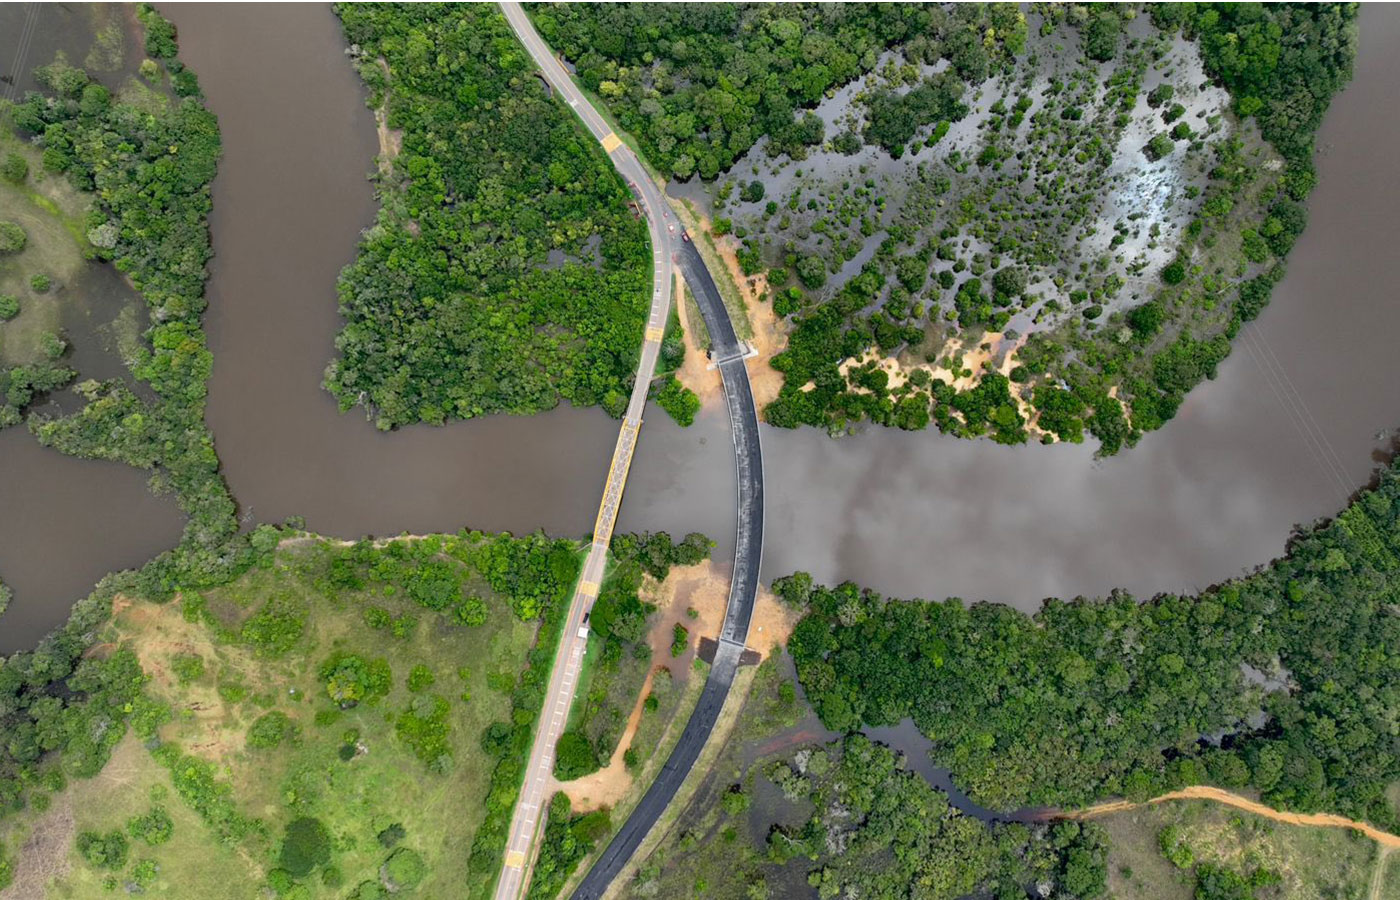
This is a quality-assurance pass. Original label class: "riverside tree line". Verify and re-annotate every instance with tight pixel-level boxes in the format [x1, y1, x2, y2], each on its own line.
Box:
[781, 457, 1400, 828]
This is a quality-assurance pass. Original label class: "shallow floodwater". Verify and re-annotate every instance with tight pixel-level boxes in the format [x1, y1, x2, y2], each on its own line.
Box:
[638, 4, 1400, 611]
[3, 5, 1399, 652]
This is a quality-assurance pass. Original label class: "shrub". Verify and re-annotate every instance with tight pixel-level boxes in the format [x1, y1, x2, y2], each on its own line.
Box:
[0, 295, 18, 320]
[721, 786, 751, 815]
[670, 623, 689, 657]
[553, 730, 598, 780]
[247, 710, 296, 749]
[407, 664, 435, 693]
[655, 376, 700, 427]
[381, 847, 426, 891]
[29, 273, 50, 292]
[1083, 11, 1121, 61]
[0, 222, 26, 253]
[278, 817, 331, 877]
[796, 253, 827, 289]
[377, 823, 406, 848]
[127, 807, 174, 846]
[450, 596, 487, 627]
[1143, 132, 1175, 161]
[131, 858, 159, 888]
[76, 829, 129, 869]
[320, 652, 392, 707]
[171, 653, 205, 684]
[832, 131, 862, 155]
[395, 694, 452, 765]
[1126, 302, 1165, 339]
[0, 153, 27, 184]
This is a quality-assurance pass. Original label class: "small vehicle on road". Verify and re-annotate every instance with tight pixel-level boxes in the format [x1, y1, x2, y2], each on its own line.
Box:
[681, 231, 690, 243]
[667, 223, 675, 234]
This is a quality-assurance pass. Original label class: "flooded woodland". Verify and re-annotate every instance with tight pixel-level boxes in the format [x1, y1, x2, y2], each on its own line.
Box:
[2, 3, 1400, 652]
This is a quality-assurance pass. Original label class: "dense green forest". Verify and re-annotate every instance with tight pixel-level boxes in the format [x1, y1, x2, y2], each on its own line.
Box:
[531, 4, 1026, 180]
[328, 5, 652, 429]
[782, 455, 1400, 827]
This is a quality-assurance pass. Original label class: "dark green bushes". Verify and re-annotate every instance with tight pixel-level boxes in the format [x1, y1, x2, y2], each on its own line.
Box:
[127, 806, 174, 846]
[247, 711, 297, 750]
[552, 730, 597, 781]
[534, 4, 924, 177]
[654, 375, 700, 426]
[76, 829, 129, 870]
[864, 72, 969, 155]
[278, 817, 331, 878]
[524, 794, 610, 900]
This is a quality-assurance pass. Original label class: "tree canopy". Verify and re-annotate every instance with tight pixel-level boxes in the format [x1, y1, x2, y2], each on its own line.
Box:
[328, 5, 652, 429]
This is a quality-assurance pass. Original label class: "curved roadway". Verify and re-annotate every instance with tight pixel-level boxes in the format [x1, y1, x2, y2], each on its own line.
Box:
[496, 5, 765, 900]
[570, 241, 765, 900]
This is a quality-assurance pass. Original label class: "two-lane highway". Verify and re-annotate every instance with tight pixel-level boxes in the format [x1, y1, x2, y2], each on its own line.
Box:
[496, 5, 765, 899]
[493, 5, 682, 900]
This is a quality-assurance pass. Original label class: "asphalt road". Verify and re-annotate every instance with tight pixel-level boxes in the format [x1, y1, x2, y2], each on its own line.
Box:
[496, 6, 765, 899]
[569, 244, 766, 900]
[494, 5, 680, 900]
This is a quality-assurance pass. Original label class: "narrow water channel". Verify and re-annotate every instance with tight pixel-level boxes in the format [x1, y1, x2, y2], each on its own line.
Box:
[0, 3, 186, 652]
[163, 3, 631, 542]
[4, 5, 1399, 651]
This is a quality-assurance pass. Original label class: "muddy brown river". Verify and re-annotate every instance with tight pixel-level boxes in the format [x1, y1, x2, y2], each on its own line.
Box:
[2, 4, 1399, 651]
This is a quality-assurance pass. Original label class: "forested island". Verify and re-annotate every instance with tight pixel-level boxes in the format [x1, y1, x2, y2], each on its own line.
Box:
[538, 3, 1358, 453]
[327, 5, 654, 429]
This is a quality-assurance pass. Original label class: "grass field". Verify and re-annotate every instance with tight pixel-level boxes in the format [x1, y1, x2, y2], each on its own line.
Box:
[0, 534, 571, 899]
[1101, 798, 1388, 900]
[0, 120, 92, 368]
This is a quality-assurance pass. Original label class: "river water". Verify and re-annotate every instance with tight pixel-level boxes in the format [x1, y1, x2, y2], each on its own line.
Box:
[0, 3, 186, 652]
[3, 5, 1399, 650]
